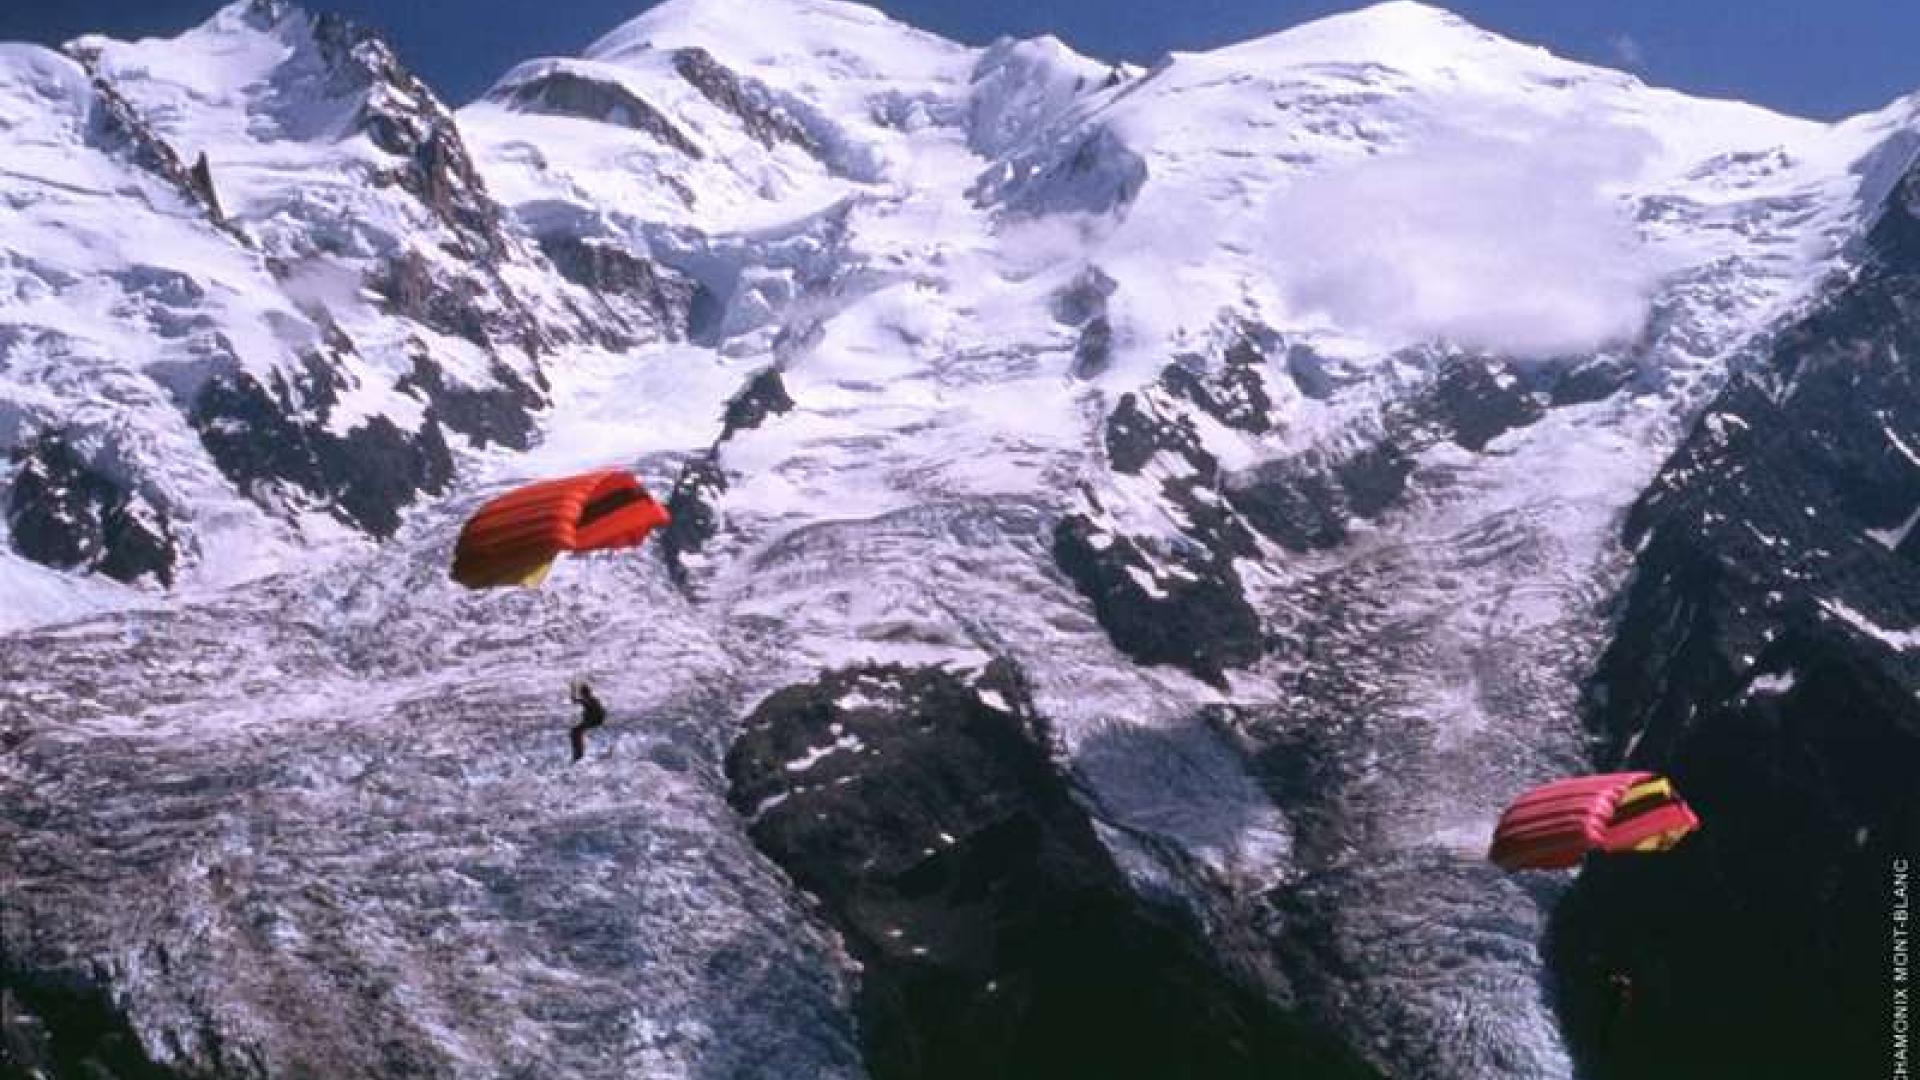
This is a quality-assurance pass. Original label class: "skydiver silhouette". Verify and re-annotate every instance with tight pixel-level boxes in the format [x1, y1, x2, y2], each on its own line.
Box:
[569, 681, 607, 763]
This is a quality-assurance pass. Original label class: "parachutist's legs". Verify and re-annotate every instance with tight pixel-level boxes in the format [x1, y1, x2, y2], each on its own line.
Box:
[568, 714, 604, 762]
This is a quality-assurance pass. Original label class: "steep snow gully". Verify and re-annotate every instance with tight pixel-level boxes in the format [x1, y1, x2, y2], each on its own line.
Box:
[3, 1, 1918, 1077]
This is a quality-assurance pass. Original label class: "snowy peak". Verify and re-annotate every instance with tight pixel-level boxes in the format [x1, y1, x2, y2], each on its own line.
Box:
[69, 1, 365, 146]
[69, 0, 494, 240]
[585, 0, 967, 80]
[1208, 0, 1536, 72]
[0, 44, 93, 139]
[966, 34, 1112, 158]
[0, 0, 709, 626]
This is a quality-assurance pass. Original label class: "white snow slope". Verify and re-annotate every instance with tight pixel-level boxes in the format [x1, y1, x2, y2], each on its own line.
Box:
[4, 1, 1918, 1077]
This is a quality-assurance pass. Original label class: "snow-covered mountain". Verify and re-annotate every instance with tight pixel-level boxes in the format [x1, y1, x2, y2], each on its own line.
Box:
[3, 1, 1916, 1077]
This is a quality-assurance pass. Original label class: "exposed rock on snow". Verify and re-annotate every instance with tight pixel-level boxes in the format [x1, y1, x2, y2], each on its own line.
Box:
[672, 48, 820, 158]
[1556, 151, 1920, 1080]
[726, 662, 1376, 1080]
[491, 63, 705, 160]
[7, 430, 178, 585]
[1052, 513, 1263, 684]
[5, 0, 1920, 1077]
[661, 366, 795, 587]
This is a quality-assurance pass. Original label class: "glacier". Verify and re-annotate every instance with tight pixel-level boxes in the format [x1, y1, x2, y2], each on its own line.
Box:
[3, 1, 1918, 1077]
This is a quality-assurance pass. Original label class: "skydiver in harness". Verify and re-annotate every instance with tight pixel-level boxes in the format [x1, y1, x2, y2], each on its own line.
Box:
[569, 680, 607, 763]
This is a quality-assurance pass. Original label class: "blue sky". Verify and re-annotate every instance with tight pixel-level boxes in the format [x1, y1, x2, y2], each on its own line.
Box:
[3, 0, 1914, 120]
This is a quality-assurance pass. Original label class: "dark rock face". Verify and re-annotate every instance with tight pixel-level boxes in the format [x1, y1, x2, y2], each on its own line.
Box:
[1103, 391, 1206, 476]
[1072, 315, 1113, 379]
[79, 74, 237, 240]
[185, 153, 225, 226]
[660, 456, 726, 585]
[1100, 331, 1283, 478]
[1052, 515, 1262, 685]
[1549, 353, 1636, 407]
[1284, 344, 1335, 401]
[1163, 338, 1275, 436]
[1224, 460, 1353, 554]
[191, 357, 453, 539]
[1552, 166, 1920, 1079]
[1063, 334, 1290, 681]
[56, 8, 574, 581]
[371, 251, 496, 348]
[7, 433, 178, 586]
[1069, 333, 1557, 680]
[720, 367, 797, 441]
[1225, 445, 1413, 554]
[672, 48, 817, 154]
[536, 235, 697, 343]
[1218, 349, 1536, 556]
[725, 662, 1377, 1080]
[395, 352, 540, 451]
[1419, 354, 1545, 452]
[1050, 267, 1116, 379]
[494, 69, 703, 158]
[293, 6, 577, 359]
[661, 368, 795, 584]
[0, 969, 192, 1080]
[1048, 266, 1115, 328]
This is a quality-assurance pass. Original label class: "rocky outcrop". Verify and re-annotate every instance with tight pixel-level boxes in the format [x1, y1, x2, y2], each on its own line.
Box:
[0, 968, 192, 1080]
[672, 48, 817, 154]
[59, 0, 581, 572]
[1052, 515, 1263, 684]
[395, 352, 541, 451]
[719, 366, 797, 439]
[1551, 164, 1920, 1079]
[1102, 390, 1204, 476]
[536, 235, 698, 342]
[1224, 444, 1413, 553]
[1162, 337, 1276, 436]
[77, 72, 238, 240]
[1284, 344, 1336, 400]
[1548, 353, 1636, 406]
[370, 252, 498, 349]
[1057, 330, 1290, 681]
[725, 662, 1378, 1080]
[302, 8, 505, 262]
[1100, 329, 1284, 481]
[293, 4, 577, 358]
[660, 367, 796, 585]
[1048, 266, 1115, 328]
[1416, 354, 1545, 452]
[1051, 267, 1117, 379]
[1221, 349, 1537, 554]
[1071, 315, 1113, 379]
[6, 432, 178, 586]
[494, 68, 703, 158]
[190, 353, 453, 539]
[185, 152, 225, 224]
[1064, 330, 1558, 679]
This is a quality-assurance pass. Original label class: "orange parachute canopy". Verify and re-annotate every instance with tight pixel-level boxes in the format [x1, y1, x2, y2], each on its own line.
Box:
[1488, 771, 1700, 871]
[451, 469, 671, 588]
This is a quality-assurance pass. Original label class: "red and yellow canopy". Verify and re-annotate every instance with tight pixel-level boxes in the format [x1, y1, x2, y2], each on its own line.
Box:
[451, 470, 670, 588]
[1489, 771, 1700, 871]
